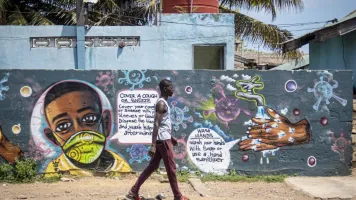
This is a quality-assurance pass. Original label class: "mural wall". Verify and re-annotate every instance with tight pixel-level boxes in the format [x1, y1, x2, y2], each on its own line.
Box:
[0, 69, 353, 176]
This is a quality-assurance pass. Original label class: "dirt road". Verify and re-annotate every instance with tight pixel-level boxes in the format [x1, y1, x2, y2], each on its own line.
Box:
[0, 174, 312, 200]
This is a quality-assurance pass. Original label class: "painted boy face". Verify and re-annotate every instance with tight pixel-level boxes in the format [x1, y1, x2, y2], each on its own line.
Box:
[44, 90, 109, 146]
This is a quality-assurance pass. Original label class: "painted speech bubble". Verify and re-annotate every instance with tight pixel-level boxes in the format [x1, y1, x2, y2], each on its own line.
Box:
[110, 89, 159, 144]
[187, 128, 239, 174]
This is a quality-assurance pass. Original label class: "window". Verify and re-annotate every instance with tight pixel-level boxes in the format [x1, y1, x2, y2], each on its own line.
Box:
[193, 45, 225, 70]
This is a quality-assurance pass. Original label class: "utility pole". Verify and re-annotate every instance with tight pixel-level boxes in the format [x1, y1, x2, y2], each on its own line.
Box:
[257, 44, 260, 64]
[76, 0, 85, 69]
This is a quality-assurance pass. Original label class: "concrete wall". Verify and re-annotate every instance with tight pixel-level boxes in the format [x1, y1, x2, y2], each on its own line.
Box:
[0, 14, 235, 70]
[0, 69, 353, 176]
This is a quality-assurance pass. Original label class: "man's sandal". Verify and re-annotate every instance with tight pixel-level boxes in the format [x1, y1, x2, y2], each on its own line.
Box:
[125, 190, 142, 200]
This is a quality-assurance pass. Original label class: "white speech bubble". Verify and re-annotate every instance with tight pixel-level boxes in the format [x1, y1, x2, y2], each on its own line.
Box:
[187, 128, 240, 174]
[110, 89, 159, 144]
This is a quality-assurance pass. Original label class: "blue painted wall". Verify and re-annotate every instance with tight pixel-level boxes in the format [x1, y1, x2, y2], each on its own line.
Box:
[309, 31, 356, 91]
[0, 14, 235, 70]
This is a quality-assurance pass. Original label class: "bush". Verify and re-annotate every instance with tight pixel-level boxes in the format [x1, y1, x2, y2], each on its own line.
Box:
[13, 159, 36, 182]
[0, 163, 13, 180]
[0, 158, 37, 183]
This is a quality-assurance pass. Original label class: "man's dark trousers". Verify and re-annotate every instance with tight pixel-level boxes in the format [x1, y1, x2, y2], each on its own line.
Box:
[131, 139, 182, 199]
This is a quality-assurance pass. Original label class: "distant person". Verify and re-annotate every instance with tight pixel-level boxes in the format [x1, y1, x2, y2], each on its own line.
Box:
[43, 81, 131, 176]
[127, 79, 189, 200]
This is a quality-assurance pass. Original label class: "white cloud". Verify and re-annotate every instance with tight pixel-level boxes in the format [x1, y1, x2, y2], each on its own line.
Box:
[244, 120, 253, 126]
[242, 74, 251, 80]
[281, 108, 288, 115]
[220, 75, 236, 83]
[226, 84, 237, 91]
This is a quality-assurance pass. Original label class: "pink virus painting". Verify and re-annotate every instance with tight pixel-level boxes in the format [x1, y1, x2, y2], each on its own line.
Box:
[329, 131, 351, 162]
[96, 71, 114, 91]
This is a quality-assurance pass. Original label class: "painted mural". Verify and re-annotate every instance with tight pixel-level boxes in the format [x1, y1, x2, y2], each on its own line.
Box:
[0, 70, 353, 176]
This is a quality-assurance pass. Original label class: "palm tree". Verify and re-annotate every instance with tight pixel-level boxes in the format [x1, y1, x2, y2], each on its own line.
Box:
[0, 0, 75, 25]
[0, 0, 144, 25]
[0, 0, 303, 57]
[219, 0, 304, 58]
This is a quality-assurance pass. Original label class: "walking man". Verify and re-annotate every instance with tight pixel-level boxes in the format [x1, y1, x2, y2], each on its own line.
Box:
[127, 79, 189, 200]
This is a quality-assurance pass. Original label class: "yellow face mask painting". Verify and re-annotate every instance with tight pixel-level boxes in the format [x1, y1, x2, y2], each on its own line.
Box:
[61, 131, 106, 164]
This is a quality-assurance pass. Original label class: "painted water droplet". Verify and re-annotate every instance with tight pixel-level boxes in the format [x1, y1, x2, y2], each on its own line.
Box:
[307, 156, 316, 167]
[320, 117, 328, 126]
[185, 86, 192, 94]
[285, 80, 297, 92]
[242, 154, 249, 162]
[293, 108, 300, 116]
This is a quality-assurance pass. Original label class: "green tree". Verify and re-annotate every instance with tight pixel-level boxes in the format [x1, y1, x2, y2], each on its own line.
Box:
[0, 0, 303, 57]
[219, 0, 303, 57]
[0, 0, 74, 25]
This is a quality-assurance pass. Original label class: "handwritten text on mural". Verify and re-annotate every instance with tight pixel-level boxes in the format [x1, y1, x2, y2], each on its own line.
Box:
[187, 128, 239, 173]
[111, 90, 159, 144]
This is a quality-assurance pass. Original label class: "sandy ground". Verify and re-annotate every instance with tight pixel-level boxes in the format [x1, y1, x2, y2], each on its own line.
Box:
[0, 174, 313, 200]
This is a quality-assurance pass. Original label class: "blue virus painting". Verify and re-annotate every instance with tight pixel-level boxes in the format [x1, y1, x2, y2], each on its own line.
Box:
[118, 70, 151, 91]
[126, 144, 151, 164]
[0, 73, 9, 100]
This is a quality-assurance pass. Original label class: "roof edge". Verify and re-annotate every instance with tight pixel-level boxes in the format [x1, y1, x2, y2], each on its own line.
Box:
[281, 15, 356, 53]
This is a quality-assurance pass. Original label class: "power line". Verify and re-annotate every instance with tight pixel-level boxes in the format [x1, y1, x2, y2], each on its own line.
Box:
[0, 9, 334, 28]
[288, 27, 322, 32]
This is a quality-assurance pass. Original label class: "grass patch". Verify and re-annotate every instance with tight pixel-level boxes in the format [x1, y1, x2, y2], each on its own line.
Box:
[201, 174, 287, 182]
[201, 170, 287, 183]
[176, 170, 191, 182]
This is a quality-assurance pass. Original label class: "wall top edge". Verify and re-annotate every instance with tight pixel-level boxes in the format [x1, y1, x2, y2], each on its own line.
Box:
[0, 69, 352, 72]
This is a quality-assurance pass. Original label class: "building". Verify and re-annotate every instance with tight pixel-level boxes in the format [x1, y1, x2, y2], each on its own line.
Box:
[234, 39, 297, 70]
[281, 10, 356, 91]
[271, 55, 309, 70]
[0, 13, 235, 70]
[281, 10, 356, 165]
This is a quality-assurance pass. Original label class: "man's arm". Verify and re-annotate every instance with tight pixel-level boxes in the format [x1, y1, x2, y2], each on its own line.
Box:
[151, 101, 166, 145]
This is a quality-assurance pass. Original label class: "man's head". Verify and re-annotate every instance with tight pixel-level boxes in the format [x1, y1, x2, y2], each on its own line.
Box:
[159, 79, 173, 97]
[43, 81, 111, 147]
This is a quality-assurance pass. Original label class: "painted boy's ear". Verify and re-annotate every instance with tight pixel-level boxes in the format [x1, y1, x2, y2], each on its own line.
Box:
[44, 128, 60, 146]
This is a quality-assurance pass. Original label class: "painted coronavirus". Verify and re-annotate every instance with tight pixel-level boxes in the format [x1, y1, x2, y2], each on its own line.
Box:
[118, 70, 151, 91]
[307, 75, 347, 111]
[170, 101, 193, 131]
[95, 71, 114, 91]
[126, 144, 151, 164]
[0, 73, 9, 100]
[173, 135, 187, 162]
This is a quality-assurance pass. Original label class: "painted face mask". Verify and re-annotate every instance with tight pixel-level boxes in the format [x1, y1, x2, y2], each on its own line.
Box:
[61, 130, 106, 164]
[52, 115, 106, 164]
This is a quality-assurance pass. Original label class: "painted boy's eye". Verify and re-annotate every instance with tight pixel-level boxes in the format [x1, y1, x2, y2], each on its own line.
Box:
[82, 115, 98, 123]
[55, 122, 72, 132]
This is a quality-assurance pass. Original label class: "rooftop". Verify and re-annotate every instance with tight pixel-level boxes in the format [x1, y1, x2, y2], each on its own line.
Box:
[281, 10, 356, 52]
[271, 55, 309, 70]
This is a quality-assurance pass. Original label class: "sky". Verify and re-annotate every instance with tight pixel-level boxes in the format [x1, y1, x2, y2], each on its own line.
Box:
[240, 0, 356, 53]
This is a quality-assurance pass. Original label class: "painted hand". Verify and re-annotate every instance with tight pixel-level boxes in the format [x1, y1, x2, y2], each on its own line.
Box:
[0, 127, 23, 163]
[148, 145, 156, 158]
[239, 108, 311, 151]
